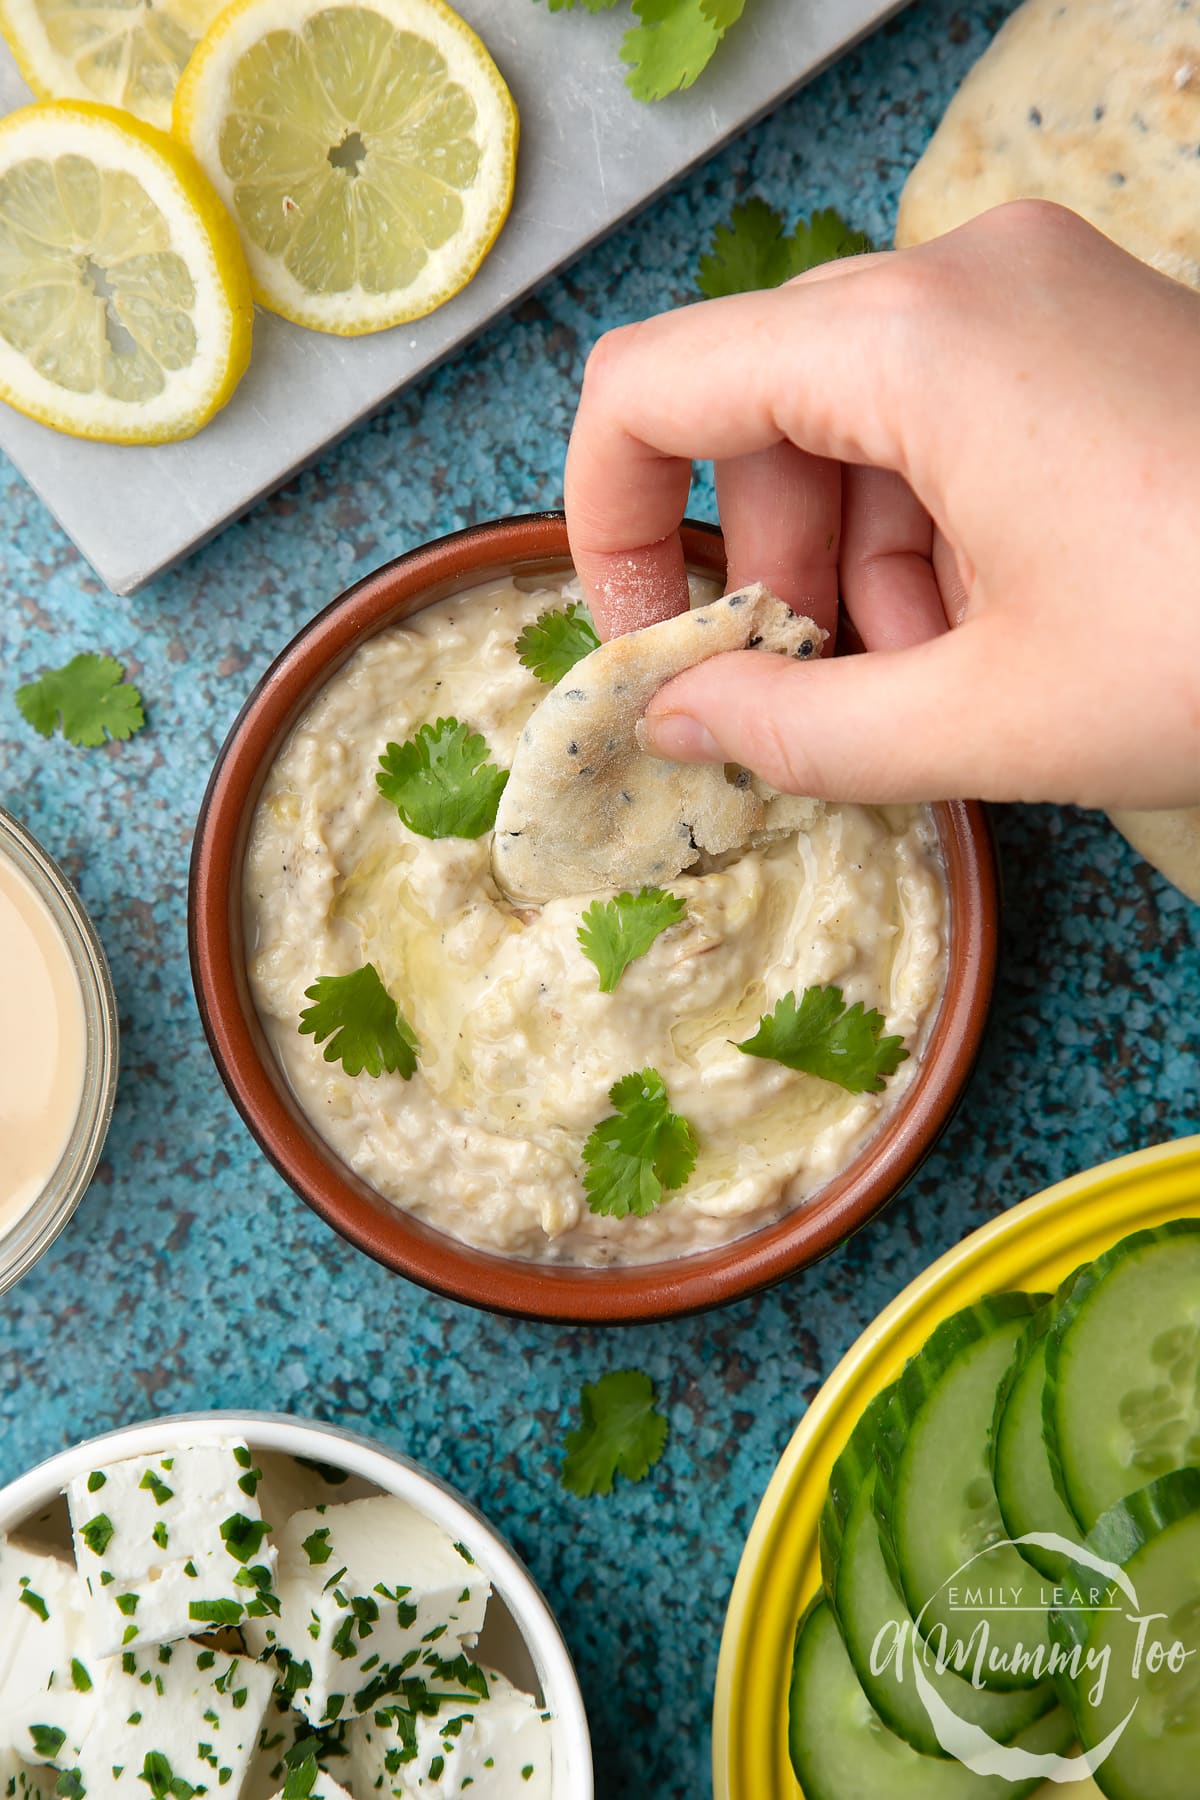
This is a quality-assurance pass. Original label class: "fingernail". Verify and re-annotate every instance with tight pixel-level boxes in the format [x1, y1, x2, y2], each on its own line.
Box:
[639, 712, 721, 763]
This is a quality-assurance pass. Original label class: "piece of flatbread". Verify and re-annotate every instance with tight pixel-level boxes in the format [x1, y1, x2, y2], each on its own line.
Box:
[1107, 807, 1200, 903]
[492, 584, 825, 902]
[896, 0, 1200, 289]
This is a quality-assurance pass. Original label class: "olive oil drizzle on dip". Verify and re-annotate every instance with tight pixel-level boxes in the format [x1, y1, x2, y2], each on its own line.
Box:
[244, 575, 948, 1266]
[0, 851, 86, 1233]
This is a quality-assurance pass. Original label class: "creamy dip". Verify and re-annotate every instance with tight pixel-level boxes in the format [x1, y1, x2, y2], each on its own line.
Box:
[0, 851, 86, 1234]
[244, 575, 948, 1266]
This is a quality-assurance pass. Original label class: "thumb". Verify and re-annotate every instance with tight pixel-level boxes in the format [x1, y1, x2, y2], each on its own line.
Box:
[638, 625, 1058, 805]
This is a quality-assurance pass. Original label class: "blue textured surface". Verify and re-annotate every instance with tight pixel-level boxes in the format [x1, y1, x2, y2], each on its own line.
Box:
[0, 2, 1197, 1795]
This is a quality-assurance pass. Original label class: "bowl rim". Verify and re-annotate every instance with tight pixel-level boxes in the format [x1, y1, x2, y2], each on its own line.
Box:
[0, 804, 119, 1296]
[0, 1408, 593, 1798]
[710, 1133, 1200, 1798]
[188, 511, 1000, 1324]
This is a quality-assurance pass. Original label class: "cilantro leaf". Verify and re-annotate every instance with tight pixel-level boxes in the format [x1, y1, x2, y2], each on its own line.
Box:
[582, 1068, 697, 1218]
[561, 1369, 669, 1496]
[534, 0, 620, 11]
[376, 717, 508, 839]
[578, 886, 687, 992]
[282, 1758, 319, 1800]
[735, 985, 908, 1093]
[299, 964, 419, 1080]
[697, 198, 872, 299]
[515, 602, 600, 685]
[16, 652, 145, 747]
[622, 0, 742, 101]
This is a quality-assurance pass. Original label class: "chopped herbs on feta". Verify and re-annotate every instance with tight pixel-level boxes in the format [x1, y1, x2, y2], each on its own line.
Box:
[76, 1638, 273, 1796]
[66, 1441, 278, 1655]
[2, 1451, 553, 1800]
[0, 1540, 100, 1766]
[242, 1498, 489, 1728]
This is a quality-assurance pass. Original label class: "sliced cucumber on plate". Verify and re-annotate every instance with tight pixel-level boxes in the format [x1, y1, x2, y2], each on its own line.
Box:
[821, 1385, 1056, 1757]
[788, 1597, 1075, 1800]
[789, 1214, 1200, 1798]
[991, 1278, 1085, 1581]
[1049, 1467, 1200, 1800]
[874, 1293, 1049, 1689]
[1044, 1219, 1200, 1530]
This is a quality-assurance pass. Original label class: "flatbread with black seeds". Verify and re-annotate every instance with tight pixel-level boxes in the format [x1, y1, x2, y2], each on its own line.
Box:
[492, 584, 825, 902]
[896, 0, 1200, 289]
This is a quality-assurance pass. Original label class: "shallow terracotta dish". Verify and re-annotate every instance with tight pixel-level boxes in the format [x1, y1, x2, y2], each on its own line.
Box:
[189, 512, 999, 1323]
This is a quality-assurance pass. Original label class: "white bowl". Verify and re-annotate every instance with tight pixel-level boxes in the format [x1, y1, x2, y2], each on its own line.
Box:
[0, 1410, 594, 1797]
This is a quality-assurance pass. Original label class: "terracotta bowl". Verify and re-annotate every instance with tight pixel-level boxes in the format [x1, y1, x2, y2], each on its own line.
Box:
[189, 512, 998, 1324]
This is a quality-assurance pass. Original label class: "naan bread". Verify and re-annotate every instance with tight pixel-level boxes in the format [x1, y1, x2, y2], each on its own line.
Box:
[1107, 807, 1200, 903]
[492, 584, 825, 902]
[896, 0, 1200, 288]
[898, 0, 1200, 901]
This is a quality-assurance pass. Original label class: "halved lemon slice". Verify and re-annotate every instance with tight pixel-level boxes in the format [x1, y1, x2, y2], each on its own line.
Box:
[0, 101, 253, 443]
[173, 0, 518, 336]
[0, 0, 228, 130]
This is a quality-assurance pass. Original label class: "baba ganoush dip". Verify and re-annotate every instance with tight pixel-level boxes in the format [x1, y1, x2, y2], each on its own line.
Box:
[244, 574, 947, 1266]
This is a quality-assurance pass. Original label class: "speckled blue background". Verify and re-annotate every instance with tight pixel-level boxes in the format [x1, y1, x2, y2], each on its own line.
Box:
[0, 2, 1197, 1794]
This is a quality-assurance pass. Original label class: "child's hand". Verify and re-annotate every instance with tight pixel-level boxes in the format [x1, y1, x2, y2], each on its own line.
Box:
[564, 202, 1200, 809]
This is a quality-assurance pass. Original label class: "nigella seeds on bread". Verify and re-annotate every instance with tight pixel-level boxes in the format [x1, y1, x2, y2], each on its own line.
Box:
[492, 584, 827, 903]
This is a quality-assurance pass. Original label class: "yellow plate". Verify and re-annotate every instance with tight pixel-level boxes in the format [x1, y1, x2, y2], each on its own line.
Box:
[712, 1134, 1200, 1800]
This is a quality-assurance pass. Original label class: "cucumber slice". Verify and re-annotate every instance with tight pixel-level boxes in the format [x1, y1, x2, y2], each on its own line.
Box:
[1045, 1219, 1200, 1529]
[1048, 1468, 1200, 1800]
[875, 1292, 1050, 1690]
[822, 1386, 1056, 1756]
[788, 1596, 1076, 1800]
[991, 1278, 1084, 1582]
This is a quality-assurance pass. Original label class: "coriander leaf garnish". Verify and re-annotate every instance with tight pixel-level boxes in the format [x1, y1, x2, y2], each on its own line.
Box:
[18, 1585, 49, 1620]
[735, 985, 908, 1094]
[535, 0, 740, 99]
[581, 1068, 698, 1218]
[622, 0, 744, 102]
[376, 717, 508, 839]
[299, 964, 419, 1081]
[80, 1514, 115, 1556]
[15, 652, 145, 747]
[578, 887, 687, 992]
[188, 1597, 243, 1626]
[561, 1369, 669, 1496]
[138, 1750, 198, 1800]
[282, 1758, 319, 1800]
[219, 1512, 270, 1564]
[697, 197, 871, 299]
[301, 1526, 333, 1565]
[515, 602, 600, 684]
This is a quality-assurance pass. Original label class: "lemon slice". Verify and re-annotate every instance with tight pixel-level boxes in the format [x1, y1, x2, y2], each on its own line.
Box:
[173, 0, 518, 336]
[0, 101, 253, 443]
[0, 0, 228, 130]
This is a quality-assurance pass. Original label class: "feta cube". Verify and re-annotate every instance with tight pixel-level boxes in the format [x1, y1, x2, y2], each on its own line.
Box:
[0, 1748, 55, 1798]
[66, 1438, 278, 1654]
[242, 1497, 489, 1728]
[253, 1453, 374, 1530]
[242, 1693, 350, 1800]
[265, 1777, 353, 1800]
[348, 1667, 553, 1797]
[76, 1640, 274, 1797]
[0, 1539, 103, 1764]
